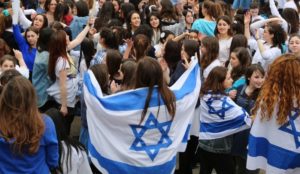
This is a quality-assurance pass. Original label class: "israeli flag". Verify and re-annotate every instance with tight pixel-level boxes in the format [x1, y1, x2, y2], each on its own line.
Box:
[83, 60, 201, 174]
[199, 94, 251, 140]
[247, 108, 300, 173]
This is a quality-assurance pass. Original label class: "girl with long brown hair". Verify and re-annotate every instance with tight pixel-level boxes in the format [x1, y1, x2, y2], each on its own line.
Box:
[0, 76, 58, 173]
[247, 54, 300, 173]
[200, 36, 221, 79]
[47, 30, 79, 135]
[135, 57, 176, 123]
[199, 66, 251, 174]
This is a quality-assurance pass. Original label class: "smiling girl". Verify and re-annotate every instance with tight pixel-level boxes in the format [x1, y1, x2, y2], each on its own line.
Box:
[215, 15, 233, 64]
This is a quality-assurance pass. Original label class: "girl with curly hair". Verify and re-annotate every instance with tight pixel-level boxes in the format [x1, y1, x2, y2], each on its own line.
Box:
[247, 54, 300, 173]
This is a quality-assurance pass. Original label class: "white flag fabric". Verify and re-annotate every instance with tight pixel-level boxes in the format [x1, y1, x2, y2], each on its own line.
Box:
[83, 60, 201, 174]
[199, 94, 251, 140]
[247, 108, 300, 174]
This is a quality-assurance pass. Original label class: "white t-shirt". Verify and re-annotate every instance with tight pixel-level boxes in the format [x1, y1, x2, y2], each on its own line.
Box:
[276, 0, 286, 9]
[218, 37, 233, 64]
[203, 59, 223, 79]
[252, 43, 282, 71]
[60, 141, 92, 174]
[284, 1, 298, 11]
[47, 57, 79, 107]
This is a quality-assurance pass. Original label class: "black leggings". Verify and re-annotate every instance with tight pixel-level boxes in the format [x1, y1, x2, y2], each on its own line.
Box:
[177, 136, 199, 174]
[41, 100, 75, 135]
[198, 147, 235, 174]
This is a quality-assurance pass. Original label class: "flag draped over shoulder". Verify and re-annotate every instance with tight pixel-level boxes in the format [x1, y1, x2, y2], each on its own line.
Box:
[247, 108, 300, 174]
[83, 60, 201, 174]
[199, 94, 251, 140]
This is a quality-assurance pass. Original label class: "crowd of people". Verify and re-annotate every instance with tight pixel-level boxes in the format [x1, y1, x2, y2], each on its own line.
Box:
[0, 0, 299, 173]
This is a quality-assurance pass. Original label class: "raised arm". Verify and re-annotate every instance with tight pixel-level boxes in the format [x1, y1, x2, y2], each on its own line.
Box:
[18, 8, 32, 30]
[269, 0, 288, 32]
[67, 18, 94, 51]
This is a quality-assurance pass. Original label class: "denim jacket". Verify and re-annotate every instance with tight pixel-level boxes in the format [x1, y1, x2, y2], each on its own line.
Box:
[32, 51, 52, 107]
[198, 135, 233, 154]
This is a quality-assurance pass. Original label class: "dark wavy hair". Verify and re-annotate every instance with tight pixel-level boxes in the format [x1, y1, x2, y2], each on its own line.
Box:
[267, 23, 287, 53]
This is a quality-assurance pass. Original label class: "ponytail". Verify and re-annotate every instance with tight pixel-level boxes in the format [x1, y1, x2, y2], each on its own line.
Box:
[211, 3, 223, 20]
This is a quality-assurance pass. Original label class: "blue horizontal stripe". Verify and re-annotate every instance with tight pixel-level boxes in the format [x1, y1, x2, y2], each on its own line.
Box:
[200, 115, 246, 133]
[248, 134, 300, 170]
[89, 141, 176, 174]
[84, 64, 199, 111]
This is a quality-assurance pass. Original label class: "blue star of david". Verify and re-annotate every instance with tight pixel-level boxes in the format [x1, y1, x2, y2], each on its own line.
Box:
[279, 108, 300, 148]
[130, 113, 172, 161]
[206, 97, 234, 119]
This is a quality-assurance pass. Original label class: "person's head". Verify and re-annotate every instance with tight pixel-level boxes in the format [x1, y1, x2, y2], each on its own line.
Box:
[54, 3, 68, 22]
[112, 0, 121, 13]
[183, 9, 194, 25]
[127, 11, 141, 32]
[111, 26, 126, 45]
[164, 40, 181, 68]
[32, 14, 48, 30]
[249, 3, 260, 17]
[215, 15, 232, 37]
[120, 2, 135, 20]
[90, 64, 109, 94]
[187, 30, 199, 41]
[98, 0, 106, 9]
[202, 0, 223, 19]
[201, 66, 232, 95]
[252, 54, 300, 125]
[230, 47, 251, 81]
[245, 64, 265, 90]
[133, 24, 153, 41]
[147, 12, 161, 30]
[159, 30, 175, 44]
[229, 34, 248, 54]
[0, 39, 11, 58]
[37, 27, 54, 52]
[0, 76, 44, 155]
[200, 36, 219, 70]
[0, 55, 16, 72]
[75, 0, 89, 17]
[120, 59, 137, 90]
[99, 27, 118, 49]
[98, 1, 116, 18]
[25, 26, 39, 48]
[80, 38, 96, 68]
[288, 34, 300, 53]
[133, 34, 151, 61]
[282, 8, 299, 34]
[160, 0, 177, 20]
[135, 57, 176, 123]
[48, 30, 68, 81]
[230, 47, 251, 68]
[45, 0, 58, 13]
[64, 0, 76, 15]
[50, 21, 64, 31]
[0, 69, 22, 93]
[232, 15, 244, 35]
[105, 49, 122, 80]
[264, 23, 287, 51]
[181, 39, 199, 61]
